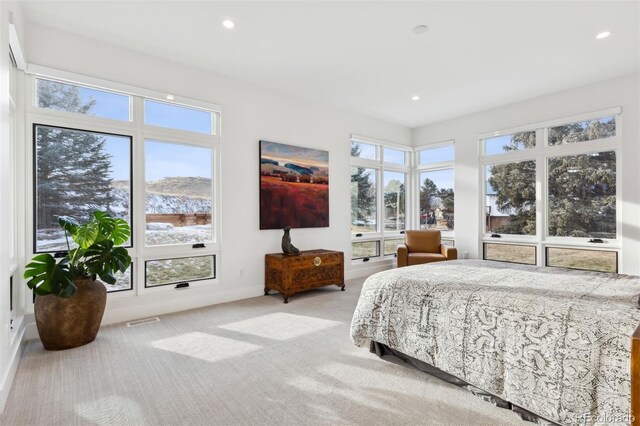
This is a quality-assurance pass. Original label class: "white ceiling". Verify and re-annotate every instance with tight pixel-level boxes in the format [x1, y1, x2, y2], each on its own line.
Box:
[19, 1, 640, 128]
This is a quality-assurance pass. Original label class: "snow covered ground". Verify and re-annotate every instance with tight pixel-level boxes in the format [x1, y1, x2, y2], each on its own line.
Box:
[145, 224, 212, 246]
[37, 224, 212, 252]
[36, 224, 213, 292]
[146, 256, 214, 287]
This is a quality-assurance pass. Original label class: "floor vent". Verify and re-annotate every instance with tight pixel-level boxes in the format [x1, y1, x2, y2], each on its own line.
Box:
[127, 317, 160, 327]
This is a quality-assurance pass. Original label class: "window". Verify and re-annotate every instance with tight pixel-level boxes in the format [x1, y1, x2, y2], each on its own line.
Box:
[144, 100, 214, 135]
[383, 238, 404, 256]
[36, 78, 130, 121]
[383, 171, 405, 232]
[145, 255, 215, 287]
[29, 71, 221, 295]
[546, 247, 617, 273]
[442, 239, 455, 247]
[484, 243, 536, 265]
[34, 125, 132, 252]
[350, 137, 410, 261]
[419, 169, 454, 232]
[351, 241, 380, 260]
[547, 151, 616, 239]
[416, 142, 455, 238]
[109, 268, 133, 292]
[383, 147, 406, 165]
[548, 116, 615, 146]
[419, 144, 454, 165]
[480, 109, 620, 272]
[145, 141, 213, 246]
[485, 161, 536, 236]
[483, 131, 535, 155]
[351, 167, 377, 234]
[351, 140, 377, 160]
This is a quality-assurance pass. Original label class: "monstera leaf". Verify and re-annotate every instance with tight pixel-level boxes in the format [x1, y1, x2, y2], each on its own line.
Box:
[93, 211, 130, 245]
[25, 210, 132, 298]
[84, 240, 131, 284]
[60, 215, 99, 249]
[23, 254, 76, 298]
[58, 216, 79, 235]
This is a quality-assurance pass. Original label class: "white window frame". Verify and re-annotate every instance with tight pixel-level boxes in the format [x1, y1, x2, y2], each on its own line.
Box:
[479, 107, 622, 269]
[350, 135, 412, 263]
[24, 65, 222, 307]
[7, 23, 27, 340]
[414, 140, 455, 240]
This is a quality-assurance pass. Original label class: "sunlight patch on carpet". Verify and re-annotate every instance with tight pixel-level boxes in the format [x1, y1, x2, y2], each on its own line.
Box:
[151, 331, 262, 362]
[76, 395, 145, 425]
[218, 312, 341, 341]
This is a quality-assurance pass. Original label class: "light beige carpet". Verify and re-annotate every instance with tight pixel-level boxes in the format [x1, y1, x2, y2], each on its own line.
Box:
[1, 278, 528, 426]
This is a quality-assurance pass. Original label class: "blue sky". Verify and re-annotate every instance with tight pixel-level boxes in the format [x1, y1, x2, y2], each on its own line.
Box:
[419, 145, 454, 164]
[420, 169, 454, 191]
[57, 84, 213, 182]
[485, 135, 517, 155]
[145, 141, 212, 181]
[58, 83, 212, 135]
[103, 138, 212, 182]
[384, 170, 404, 187]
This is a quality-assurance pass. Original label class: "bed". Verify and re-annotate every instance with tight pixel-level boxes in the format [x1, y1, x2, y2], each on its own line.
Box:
[350, 260, 640, 425]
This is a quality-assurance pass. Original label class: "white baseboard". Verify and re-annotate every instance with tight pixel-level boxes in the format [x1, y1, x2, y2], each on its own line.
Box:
[102, 286, 260, 326]
[345, 262, 394, 281]
[0, 323, 25, 413]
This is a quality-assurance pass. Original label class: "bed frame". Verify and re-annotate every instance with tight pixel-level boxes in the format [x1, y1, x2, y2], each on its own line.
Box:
[631, 324, 640, 425]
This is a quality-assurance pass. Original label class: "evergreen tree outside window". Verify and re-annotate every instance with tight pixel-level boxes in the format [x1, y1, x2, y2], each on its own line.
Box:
[480, 111, 620, 272]
[485, 161, 536, 236]
[350, 138, 410, 261]
[548, 151, 616, 239]
[34, 126, 131, 252]
[29, 70, 221, 294]
[36, 78, 130, 121]
[416, 142, 455, 236]
[419, 169, 454, 232]
[350, 166, 376, 234]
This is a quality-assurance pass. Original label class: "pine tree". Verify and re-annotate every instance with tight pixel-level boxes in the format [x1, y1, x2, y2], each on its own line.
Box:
[419, 177, 438, 215]
[383, 179, 405, 213]
[548, 152, 616, 238]
[36, 80, 115, 228]
[488, 123, 616, 237]
[384, 179, 405, 229]
[350, 144, 375, 222]
[437, 187, 455, 229]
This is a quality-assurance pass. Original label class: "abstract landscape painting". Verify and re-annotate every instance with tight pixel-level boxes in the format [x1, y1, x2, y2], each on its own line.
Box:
[260, 140, 329, 229]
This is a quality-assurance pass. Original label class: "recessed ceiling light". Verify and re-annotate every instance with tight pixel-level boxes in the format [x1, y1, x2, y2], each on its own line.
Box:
[411, 95, 420, 101]
[596, 31, 611, 39]
[223, 19, 235, 29]
[166, 94, 174, 101]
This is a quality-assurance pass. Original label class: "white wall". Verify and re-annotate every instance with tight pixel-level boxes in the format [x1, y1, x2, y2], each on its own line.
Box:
[21, 23, 411, 325]
[412, 73, 640, 275]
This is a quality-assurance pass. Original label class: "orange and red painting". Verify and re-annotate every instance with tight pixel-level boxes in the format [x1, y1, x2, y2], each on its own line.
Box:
[259, 140, 329, 230]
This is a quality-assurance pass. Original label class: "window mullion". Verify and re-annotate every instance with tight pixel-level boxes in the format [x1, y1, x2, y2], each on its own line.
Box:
[536, 128, 545, 266]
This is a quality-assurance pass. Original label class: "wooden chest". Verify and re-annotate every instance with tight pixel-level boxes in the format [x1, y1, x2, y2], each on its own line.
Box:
[265, 249, 345, 303]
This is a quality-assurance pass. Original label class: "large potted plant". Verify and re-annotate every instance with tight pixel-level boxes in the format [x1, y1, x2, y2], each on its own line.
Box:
[24, 211, 132, 350]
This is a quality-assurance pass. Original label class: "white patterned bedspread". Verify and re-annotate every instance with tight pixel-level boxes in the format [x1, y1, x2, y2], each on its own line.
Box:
[350, 260, 640, 425]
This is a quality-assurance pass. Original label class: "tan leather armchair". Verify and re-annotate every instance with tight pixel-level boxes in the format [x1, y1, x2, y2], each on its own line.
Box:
[397, 230, 457, 267]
